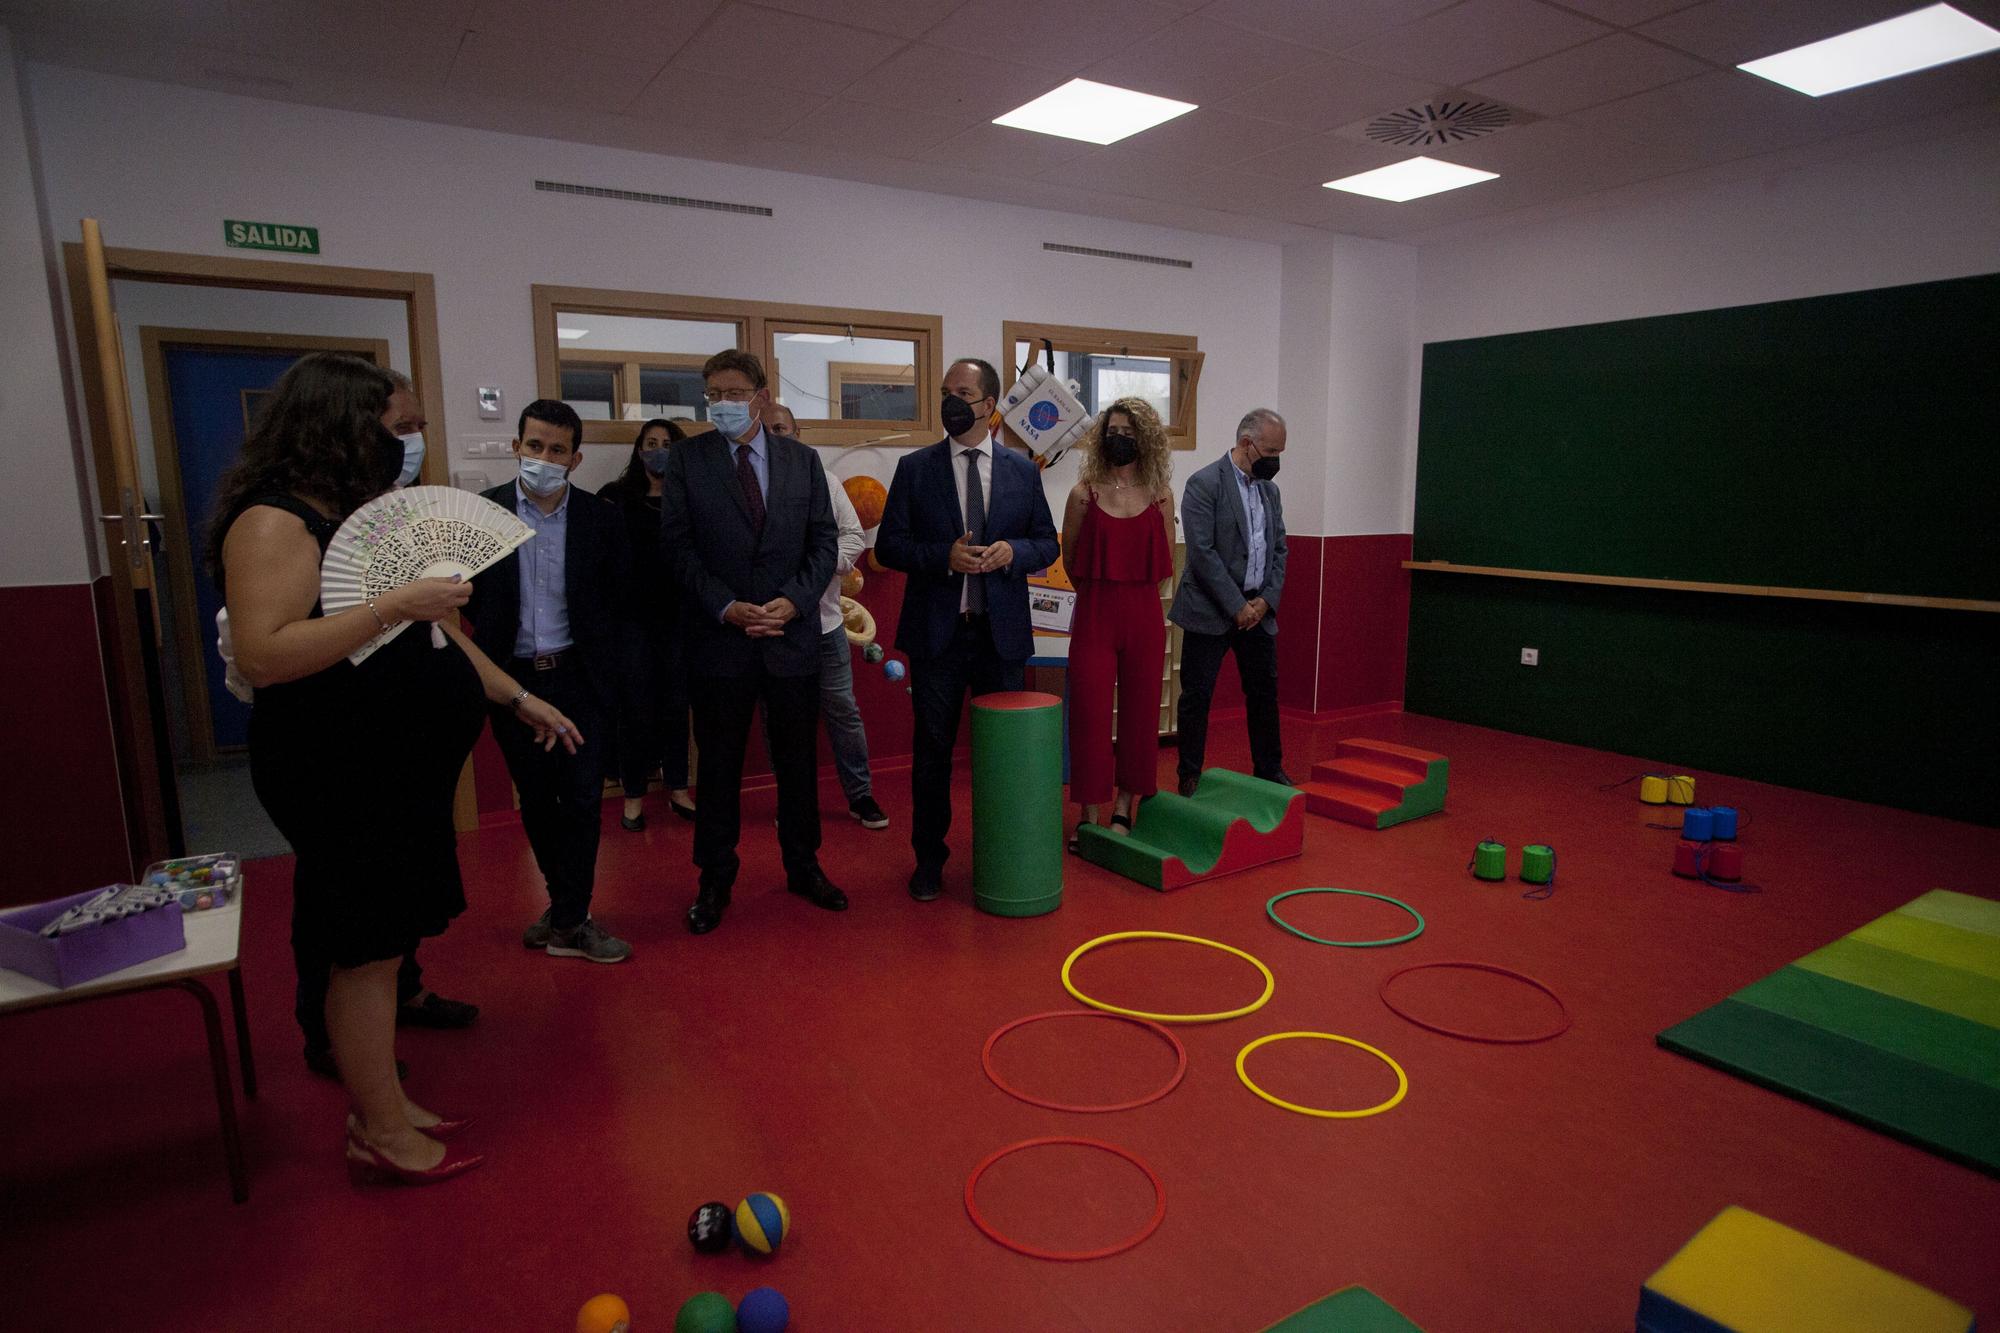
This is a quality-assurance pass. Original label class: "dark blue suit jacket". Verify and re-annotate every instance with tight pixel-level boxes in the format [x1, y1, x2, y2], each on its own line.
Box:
[875, 438, 1060, 663]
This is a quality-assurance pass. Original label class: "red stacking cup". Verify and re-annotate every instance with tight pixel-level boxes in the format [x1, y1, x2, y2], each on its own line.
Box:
[1707, 843, 1744, 882]
[1672, 840, 1704, 878]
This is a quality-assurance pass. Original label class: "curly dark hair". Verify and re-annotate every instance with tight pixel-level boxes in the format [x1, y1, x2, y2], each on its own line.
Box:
[205, 352, 398, 582]
[600, 416, 688, 503]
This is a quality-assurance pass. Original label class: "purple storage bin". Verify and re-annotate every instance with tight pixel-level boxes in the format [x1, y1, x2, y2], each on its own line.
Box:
[0, 888, 187, 989]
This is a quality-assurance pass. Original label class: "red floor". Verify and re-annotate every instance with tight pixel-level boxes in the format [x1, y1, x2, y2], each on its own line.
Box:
[4, 712, 1997, 1332]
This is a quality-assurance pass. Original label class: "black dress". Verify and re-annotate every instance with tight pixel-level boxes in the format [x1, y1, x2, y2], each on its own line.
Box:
[610, 487, 691, 796]
[236, 495, 486, 969]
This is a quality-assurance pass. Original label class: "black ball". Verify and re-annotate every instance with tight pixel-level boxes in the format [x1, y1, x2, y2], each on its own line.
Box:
[688, 1201, 733, 1254]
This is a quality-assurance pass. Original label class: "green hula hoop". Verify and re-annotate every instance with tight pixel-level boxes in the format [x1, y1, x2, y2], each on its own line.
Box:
[1265, 888, 1425, 948]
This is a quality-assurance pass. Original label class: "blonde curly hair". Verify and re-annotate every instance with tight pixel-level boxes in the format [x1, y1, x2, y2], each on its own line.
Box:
[1078, 396, 1173, 496]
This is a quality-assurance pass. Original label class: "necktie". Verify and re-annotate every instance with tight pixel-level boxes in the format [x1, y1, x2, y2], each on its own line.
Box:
[962, 447, 986, 614]
[736, 443, 765, 537]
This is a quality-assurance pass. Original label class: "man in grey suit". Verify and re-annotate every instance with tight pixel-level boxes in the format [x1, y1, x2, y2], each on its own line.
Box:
[659, 349, 845, 934]
[1168, 407, 1290, 795]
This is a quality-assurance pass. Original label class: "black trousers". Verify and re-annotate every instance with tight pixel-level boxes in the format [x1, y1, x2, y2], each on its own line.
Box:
[1176, 624, 1284, 782]
[909, 616, 1023, 870]
[690, 668, 821, 891]
[492, 657, 608, 931]
[294, 938, 421, 1053]
[617, 622, 691, 796]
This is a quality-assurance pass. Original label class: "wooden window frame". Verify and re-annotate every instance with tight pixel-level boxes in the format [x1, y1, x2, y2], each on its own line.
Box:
[533, 284, 941, 446]
[1001, 319, 1205, 452]
[825, 359, 917, 421]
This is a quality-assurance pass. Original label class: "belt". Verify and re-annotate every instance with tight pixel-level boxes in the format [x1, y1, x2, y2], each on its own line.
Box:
[959, 611, 989, 624]
[514, 650, 573, 672]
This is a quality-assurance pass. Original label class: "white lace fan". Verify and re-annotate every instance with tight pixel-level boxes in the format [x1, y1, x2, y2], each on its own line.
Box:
[321, 485, 532, 665]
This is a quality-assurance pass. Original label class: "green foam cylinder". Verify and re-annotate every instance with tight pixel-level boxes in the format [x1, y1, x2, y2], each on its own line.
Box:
[1472, 840, 1507, 881]
[971, 691, 1064, 917]
[1520, 844, 1554, 884]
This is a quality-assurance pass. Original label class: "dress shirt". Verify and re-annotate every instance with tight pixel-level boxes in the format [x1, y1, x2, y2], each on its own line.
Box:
[819, 476, 866, 633]
[513, 480, 572, 657]
[952, 433, 993, 614]
[1229, 458, 1268, 594]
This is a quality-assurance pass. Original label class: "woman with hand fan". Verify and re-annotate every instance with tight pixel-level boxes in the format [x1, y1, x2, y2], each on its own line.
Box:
[210, 353, 577, 1186]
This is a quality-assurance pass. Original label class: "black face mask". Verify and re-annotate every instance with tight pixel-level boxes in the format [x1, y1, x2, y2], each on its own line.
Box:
[369, 423, 405, 490]
[941, 393, 979, 439]
[1248, 450, 1280, 481]
[1101, 432, 1139, 467]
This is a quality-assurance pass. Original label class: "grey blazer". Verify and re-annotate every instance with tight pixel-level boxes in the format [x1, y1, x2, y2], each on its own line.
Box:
[1168, 453, 1287, 637]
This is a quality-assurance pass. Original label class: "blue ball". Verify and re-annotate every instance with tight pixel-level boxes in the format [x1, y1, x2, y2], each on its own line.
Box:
[883, 658, 906, 682]
[737, 1286, 789, 1333]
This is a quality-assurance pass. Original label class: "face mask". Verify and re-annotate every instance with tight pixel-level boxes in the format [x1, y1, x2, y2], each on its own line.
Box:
[518, 455, 568, 497]
[940, 393, 979, 439]
[641, 448, 671, 477]
[1250, 453, 1281, 481]
[395, 433, 425, 487]
[709, 399, 755, 440]
[1101, 432, 1139, 468]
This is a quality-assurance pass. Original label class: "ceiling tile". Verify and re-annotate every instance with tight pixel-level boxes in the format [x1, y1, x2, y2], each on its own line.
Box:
[1238, 129, 1405, 183]
[1549, 0, 1703, 25]
[1033, 144, 1201, 203]
[1336, 0, 1613, 86]
[779, 97, 972, 157]
[1194, 0, 1460, 53]
[467, 0, 725, 57]
[1221, 54, 1442, 129]
[917, 122, 1098, 176]
[627, 66, 827, 136]
[754, 0, 961, 36]
[1582, 66, 1845, 160]
[1636, 0, 1940, 67]
[670, 1, 905, 96]
[449, 30, 668, 113]
[208, 2, 463, 82]
[1467, 31, 1709, 116]
[922, 0, 1182, 69]
[1114, 106, 1308, 164]
[1080, 14, 1321, 104]
[842, 43, 1061, 120]
[1430, 115, 1700, 181]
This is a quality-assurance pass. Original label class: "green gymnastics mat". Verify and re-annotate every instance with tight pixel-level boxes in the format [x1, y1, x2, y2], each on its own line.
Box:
[1259, 1285, 1423, 1331]
[1658, 889, 2000, 1176]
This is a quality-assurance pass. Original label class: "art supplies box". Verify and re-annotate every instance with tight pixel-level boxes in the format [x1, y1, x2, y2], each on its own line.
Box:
[0, 888, 187, 989]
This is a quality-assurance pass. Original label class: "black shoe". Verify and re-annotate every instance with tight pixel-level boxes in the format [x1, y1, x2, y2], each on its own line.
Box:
[396, 992, 480, 1030]
[621, 811, 646, 832]
[787, 868, 849, 911]
[848, 795, 890, 830]
[908, 864, 942, 902]
[686, 887, 730, 935]
[668, 793, 697, 821]
[1177, 773, 1201, 798]
[1259, 770, 1295, 787]
[305, 1046, 407, 1082]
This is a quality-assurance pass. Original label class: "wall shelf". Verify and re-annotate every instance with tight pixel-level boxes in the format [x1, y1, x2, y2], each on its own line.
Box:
[1402, 561, 1999, 614]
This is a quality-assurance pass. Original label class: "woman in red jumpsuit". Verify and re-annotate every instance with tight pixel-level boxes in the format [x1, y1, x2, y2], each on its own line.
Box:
[1062, 397, 1176, 846]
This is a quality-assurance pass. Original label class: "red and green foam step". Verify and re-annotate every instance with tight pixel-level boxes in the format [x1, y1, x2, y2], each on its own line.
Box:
[1074, 769, 1303, 892]
[1301, 738, 1448, 831]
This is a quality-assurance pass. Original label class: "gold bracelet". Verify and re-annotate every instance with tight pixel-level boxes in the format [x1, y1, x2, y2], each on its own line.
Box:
[366, 598, 389, 632]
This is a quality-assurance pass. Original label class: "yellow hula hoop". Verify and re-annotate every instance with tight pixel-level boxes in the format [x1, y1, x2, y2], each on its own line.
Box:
[1060, 931, 1275, 1024]
[1235, 1031, 1409, 1119]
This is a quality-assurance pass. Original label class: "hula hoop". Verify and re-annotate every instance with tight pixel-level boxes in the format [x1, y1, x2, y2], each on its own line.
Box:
[982, 1010, 1187, 1113]
[964, 1137, 1166, 1261]
[1378, 960, 1572, 1044]
[1265, 888, 1425, 947]
[1234, 1031, 1409, 1119]
[1061, 931, 1275, 1024]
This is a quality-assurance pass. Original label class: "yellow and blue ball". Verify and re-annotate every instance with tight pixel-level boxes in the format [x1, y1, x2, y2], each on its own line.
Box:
[734, 1191, 790, 1255]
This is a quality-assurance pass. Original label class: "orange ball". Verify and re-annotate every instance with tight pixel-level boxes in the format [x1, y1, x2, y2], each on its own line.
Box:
[577, 1293, 630, 1333]
[844, 474, 887, 530]
[841, 566, 864, 597]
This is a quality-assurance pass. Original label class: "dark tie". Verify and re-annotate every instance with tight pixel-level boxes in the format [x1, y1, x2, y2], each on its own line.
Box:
[962, 447, 986, 615]
[736, 443, 765, 537]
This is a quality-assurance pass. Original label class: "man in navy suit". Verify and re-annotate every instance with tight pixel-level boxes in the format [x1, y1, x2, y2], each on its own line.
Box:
[876, 357, 1061, 901]
[658, 350, 844, 935]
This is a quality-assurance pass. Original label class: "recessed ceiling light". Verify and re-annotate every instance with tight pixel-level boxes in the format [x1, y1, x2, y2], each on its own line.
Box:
[778, 333, 847, 344]
[993, 78, 1196, 145]
[1738, 3, 2000, 96]
[1323, 156, 1498, 202]
[557, 327, 588, 340]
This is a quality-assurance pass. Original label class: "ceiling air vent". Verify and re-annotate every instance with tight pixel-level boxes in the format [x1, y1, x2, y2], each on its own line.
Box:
[1042, 242, 1192, 270]
[1360, 98, 1518, 147]
[534, 179, 773, 217]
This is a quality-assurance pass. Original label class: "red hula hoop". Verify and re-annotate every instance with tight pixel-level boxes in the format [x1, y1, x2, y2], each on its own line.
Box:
[1378, 960, 1573, 1044]
[981, 1010, 1188, 1113]
[964, 1137, 1167, 1261]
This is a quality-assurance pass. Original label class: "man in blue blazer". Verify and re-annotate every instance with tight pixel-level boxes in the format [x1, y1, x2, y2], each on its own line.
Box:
[659, 350, 844, 935]
[876, 357, 1061, 901]
[1169, 408, 1291, 795]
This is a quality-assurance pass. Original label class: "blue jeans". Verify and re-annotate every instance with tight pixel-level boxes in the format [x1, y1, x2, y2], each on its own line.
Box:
[818, 625, 873, 803]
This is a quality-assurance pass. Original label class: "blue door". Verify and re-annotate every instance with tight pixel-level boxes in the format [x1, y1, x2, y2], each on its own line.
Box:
[161, 346, 306, 749]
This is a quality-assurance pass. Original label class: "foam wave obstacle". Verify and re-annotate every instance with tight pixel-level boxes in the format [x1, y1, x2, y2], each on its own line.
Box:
[1074, 769, 1302, 892]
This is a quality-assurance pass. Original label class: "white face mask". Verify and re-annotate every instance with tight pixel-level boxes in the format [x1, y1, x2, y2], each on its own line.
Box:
[518, 455, 568, 497]
[396, 433, 425, 487]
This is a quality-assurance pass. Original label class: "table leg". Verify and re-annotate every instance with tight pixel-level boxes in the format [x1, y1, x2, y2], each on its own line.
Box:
[176, 978, 249, 1204]
[227, 966, 257, 1100]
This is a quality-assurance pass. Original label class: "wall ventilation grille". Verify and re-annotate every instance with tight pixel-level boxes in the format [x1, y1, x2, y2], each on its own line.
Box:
[1043, 242, 1192, 270]
[534, 179, 773, 217]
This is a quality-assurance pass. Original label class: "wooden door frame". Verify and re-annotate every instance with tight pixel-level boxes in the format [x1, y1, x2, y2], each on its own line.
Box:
[139, 327, 393, 764]
[62, 244, 478, 856]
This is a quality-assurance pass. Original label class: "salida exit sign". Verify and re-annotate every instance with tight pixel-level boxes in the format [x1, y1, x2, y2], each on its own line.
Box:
[223, 219, 320, 254]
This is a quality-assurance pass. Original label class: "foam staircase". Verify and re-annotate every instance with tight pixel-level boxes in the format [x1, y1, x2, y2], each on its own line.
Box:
[1074, 769, 1303, 892]
[1302, 738, 1448, 830]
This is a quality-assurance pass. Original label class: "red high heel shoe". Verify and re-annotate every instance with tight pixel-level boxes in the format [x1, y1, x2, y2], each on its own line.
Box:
[348, 1109, 475, 1141]
[344, 1126, 484, 1186]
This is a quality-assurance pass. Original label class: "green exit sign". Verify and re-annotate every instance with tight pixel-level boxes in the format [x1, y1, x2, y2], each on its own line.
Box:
[223, 219, 320, 254]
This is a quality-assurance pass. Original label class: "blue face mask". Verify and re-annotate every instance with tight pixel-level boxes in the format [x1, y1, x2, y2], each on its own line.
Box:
[708, 399, 754, 440]
[518, 455, 568, 497]
[396, 433, 425, 487]
[641, 447, 671, 477]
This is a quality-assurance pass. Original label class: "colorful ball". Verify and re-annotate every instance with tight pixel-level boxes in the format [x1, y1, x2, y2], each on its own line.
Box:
[883, 658, 906, 683]
[841, 566, 865, 597]
[577, 1293, 631, 1333]
[862, 642, 885, 664]
[737, 1285, 789, 1333]
[734, 1191, 790, 1255]
[688, 1200, 733, 1253]
[843, 475, 887, 530]
[674, 1291, 735, 1333]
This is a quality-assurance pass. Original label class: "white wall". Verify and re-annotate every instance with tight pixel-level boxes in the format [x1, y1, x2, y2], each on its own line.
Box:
[0, 31, 91, 587]
[23, 63, 1291, 547]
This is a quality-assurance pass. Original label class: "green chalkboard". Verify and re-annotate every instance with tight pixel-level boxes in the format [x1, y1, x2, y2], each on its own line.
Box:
[1413, 273, 2000, 601]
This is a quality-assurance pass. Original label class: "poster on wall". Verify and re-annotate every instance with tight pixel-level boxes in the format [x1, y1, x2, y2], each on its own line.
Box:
[1027, 556, 1075, 634]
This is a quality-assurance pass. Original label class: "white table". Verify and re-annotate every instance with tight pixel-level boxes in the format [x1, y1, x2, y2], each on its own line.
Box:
[0, 898, 257, 1202]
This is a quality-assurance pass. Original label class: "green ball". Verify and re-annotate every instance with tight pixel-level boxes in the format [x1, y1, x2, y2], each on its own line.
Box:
[675, 1290, 736, 1333]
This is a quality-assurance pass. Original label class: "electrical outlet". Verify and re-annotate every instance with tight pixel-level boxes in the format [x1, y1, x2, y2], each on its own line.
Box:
[1521, 647, 1539, 666]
